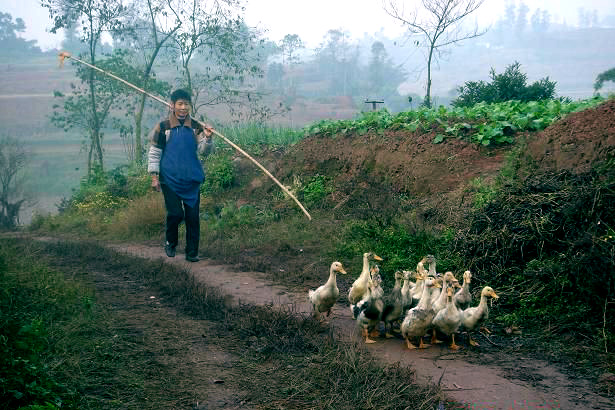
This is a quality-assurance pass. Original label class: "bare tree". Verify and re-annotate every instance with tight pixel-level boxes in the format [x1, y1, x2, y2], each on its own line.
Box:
[0, 136, 31, 229]
[383, 0, 487, 107]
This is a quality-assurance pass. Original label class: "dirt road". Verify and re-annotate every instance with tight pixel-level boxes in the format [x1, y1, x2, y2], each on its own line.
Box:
[104, 241, 613, 410]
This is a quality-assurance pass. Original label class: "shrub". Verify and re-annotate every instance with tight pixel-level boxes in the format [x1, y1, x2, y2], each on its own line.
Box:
[202, 153, 234, 195]
[302, 175, 334, 206]
[453, 61, 557, 107]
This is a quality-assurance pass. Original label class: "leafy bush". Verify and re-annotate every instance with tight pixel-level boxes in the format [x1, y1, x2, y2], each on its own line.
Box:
[202, 152, 235, 195]
[301, 175, 334, 206]
[60, 165, 149, 215]
[452, 62, 557, 107]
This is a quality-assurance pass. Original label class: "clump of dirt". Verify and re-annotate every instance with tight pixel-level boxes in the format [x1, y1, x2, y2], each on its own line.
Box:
[525, 98, 615, 173]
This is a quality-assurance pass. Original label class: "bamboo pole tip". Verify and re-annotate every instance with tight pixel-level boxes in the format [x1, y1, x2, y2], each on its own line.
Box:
[58, 51, 72, 68]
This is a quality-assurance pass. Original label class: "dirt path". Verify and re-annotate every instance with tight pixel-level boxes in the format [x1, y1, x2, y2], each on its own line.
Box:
[97, 241, 612, 409]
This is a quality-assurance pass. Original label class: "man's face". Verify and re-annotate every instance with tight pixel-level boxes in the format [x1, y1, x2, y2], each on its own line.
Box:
[173, 99, 191, 119]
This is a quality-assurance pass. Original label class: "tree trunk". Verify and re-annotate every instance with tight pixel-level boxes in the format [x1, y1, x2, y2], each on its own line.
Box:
[424, 44, 434, 108]
[87, 22, 103, 175]
[135, 94, 146, 164]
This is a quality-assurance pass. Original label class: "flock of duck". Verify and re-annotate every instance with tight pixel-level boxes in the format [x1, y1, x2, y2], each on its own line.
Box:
[308, 252, 500, 351]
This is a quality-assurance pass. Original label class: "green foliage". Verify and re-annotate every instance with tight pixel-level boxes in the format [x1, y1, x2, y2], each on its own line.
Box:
[305, 96, 606, 146]
[0, 243, 82, 408]
[60, 165, 148, 215]
[333, 220, 458, 284]
[202, 152, 235, 195]
[452, 62, 557, 107]
[467, 177, 498, 209]
[301, 175, 334, 206]
[216, 123, 302, 155]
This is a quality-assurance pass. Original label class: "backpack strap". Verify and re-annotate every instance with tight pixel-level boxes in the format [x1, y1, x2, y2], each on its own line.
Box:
[157, 120, 172, 149]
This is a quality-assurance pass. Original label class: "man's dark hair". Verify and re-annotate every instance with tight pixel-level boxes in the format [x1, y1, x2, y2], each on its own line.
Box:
[170, 89, 192, 104]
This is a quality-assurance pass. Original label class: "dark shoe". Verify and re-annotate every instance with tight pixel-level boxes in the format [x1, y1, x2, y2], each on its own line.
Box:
[164, 242, 176, 257]
[185, 254, 200, 262]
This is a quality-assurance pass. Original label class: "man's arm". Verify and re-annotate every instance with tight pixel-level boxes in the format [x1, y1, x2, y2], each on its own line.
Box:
[147, 123, 162, 191]
[197, 124, 215, 158]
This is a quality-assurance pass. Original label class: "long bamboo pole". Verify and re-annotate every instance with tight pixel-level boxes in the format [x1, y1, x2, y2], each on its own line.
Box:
[58, 51, 312, 220]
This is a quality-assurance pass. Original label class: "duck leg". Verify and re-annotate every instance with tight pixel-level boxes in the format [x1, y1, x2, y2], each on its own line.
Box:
[468, 333, 480, 346]
[384, 323, 395, 338]
[449, 333, 461, 351]
[430, 328, 443, 344]
[405, 338, 417, 349]
[418, 337, 431, 349]
[363, 327, 377, 344]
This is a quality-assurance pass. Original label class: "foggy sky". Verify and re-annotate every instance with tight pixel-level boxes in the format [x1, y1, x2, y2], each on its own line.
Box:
[2, 0, 614, 50]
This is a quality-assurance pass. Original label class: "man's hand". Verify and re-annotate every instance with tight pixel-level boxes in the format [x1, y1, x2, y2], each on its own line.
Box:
[151, 174, 161, 192]
[203, 124, 214, 138]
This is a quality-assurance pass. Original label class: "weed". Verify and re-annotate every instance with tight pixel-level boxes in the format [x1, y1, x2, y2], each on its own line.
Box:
[202, 152, 235, 195]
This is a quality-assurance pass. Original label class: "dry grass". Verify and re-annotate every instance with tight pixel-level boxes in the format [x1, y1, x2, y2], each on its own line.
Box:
[107, 192, 166, 240]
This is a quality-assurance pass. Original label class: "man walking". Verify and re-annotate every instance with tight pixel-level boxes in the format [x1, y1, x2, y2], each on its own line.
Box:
[147, 89, 214, 262]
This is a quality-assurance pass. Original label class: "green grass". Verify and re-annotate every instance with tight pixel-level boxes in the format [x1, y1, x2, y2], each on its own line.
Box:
[216, 122, 303, 154]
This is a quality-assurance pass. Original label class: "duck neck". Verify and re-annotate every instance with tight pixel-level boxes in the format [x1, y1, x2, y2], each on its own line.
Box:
[417, 282, 432, 310]
[477, 292, 489, 313]
[428, 260, 436, 276]
[436, 277, 450, 304]
[326, 267, 337, 287]
[462, 278, 470, 291]
[359, 255, 370, 281]
[401, 278, 410, 292]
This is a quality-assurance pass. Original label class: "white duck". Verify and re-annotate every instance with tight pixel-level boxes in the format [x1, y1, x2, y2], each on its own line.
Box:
[381, 270, 404, 338]
[430, 271, 460, 344]
[411, 255, 435, 306]
[349, 252, 383, 318]
[401, 274, 441, 349]
[454, 270, 473, 310]
[460, 286, 500, 346]
[354, 278, 384, 344]
[400, 270, 415, 312]
[432, 283, 463, 350]
[308, 261, 347, 320]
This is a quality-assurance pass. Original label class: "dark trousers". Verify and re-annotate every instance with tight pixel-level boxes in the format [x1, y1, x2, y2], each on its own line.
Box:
[161, 183, 200, 257]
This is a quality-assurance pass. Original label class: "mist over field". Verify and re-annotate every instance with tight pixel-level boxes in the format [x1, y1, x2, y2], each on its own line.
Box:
[0, 1, 614, 224]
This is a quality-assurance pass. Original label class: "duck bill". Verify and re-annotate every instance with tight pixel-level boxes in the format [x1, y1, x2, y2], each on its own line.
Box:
[339, 268, 347, 274]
